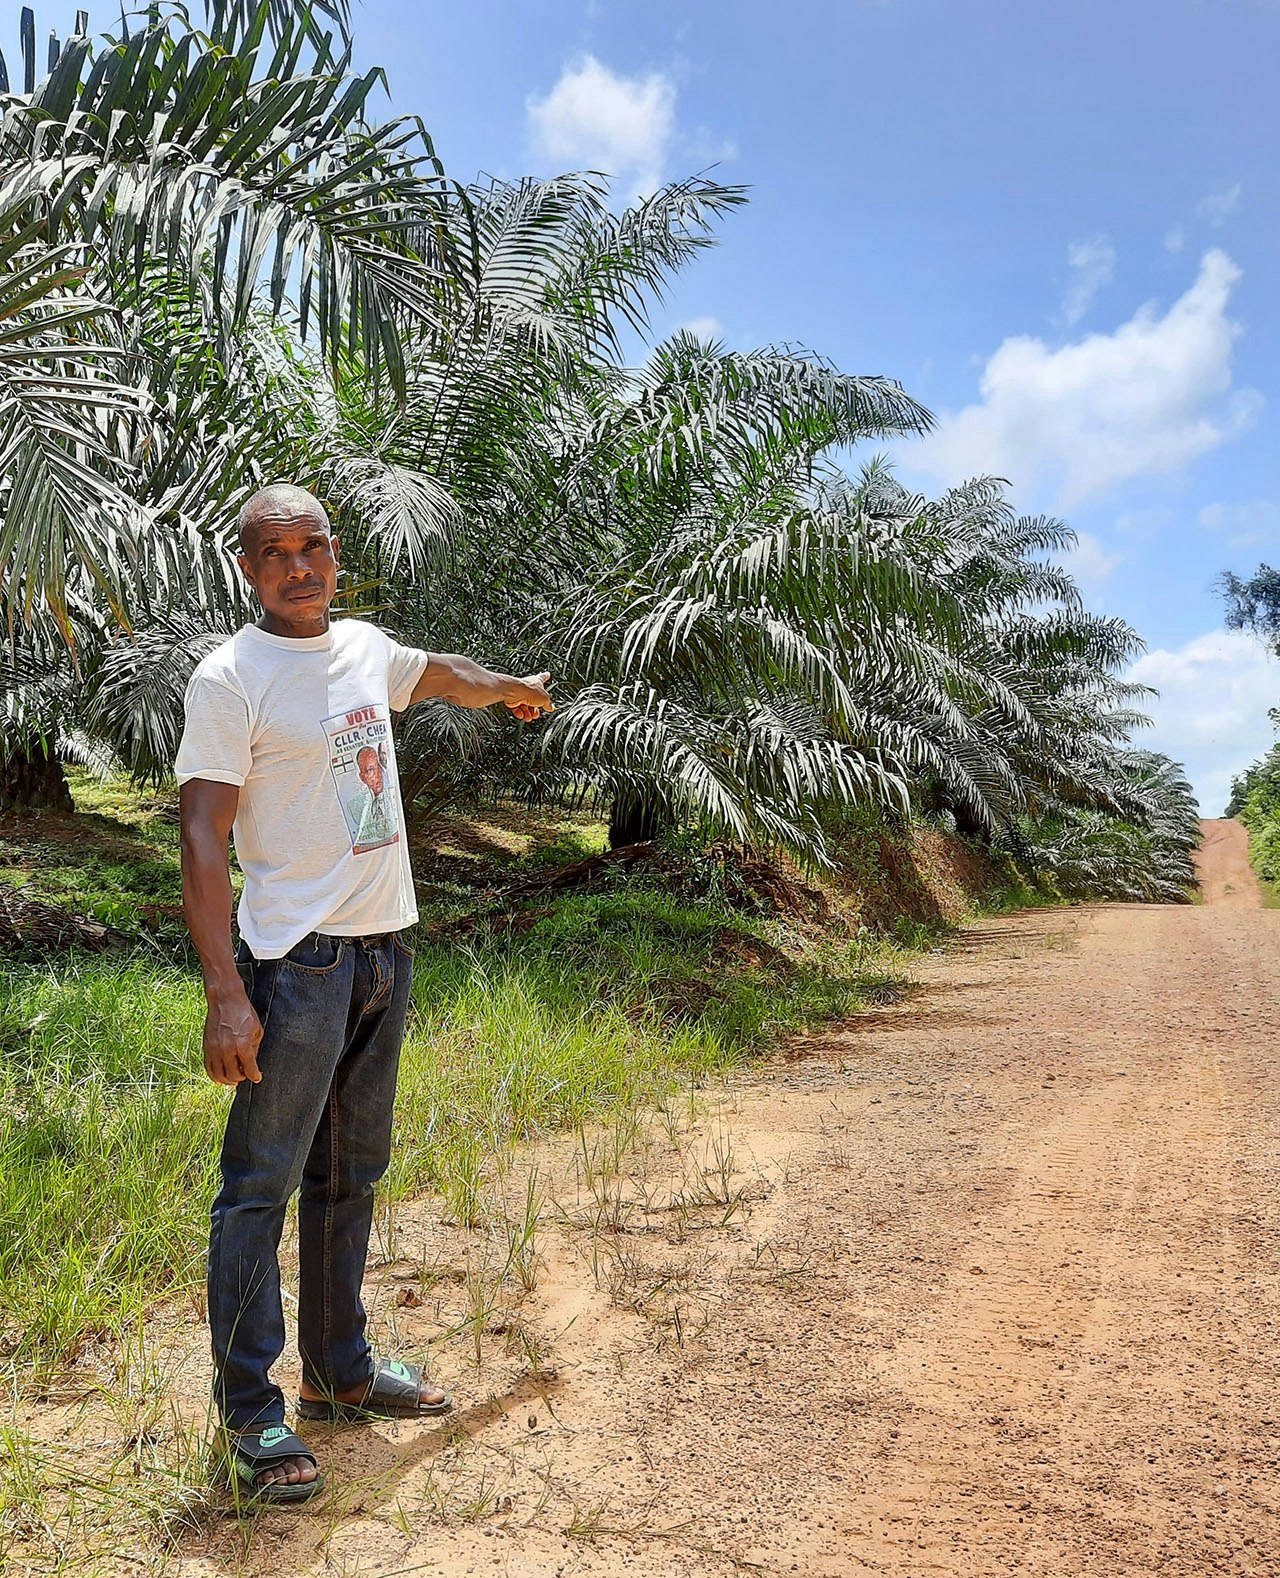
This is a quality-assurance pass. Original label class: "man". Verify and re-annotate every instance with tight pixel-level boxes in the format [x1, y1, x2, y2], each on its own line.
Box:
[177, 483, 552, 1505]
[346, 745, 396, 851]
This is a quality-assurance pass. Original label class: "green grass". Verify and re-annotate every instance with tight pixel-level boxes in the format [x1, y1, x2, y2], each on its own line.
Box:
[0, 766, 193, 941]
[0, 774, 1022, 1389]
[0, 958, 217, 1368]
[0, 884, 895, 1374]
[388, 890, 882, 1203]
[0, 780, 1025, 1570]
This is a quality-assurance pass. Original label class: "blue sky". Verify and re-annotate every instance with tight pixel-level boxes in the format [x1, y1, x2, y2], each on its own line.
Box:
[354, 0, 1278, 809]
[151, 1, 1280, 806]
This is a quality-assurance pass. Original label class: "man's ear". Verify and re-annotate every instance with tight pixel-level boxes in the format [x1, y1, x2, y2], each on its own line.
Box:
[331, 535, 341, 564]
[236, 552, 256, 591]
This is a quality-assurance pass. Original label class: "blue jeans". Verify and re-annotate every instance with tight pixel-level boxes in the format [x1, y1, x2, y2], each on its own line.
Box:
[207, 930, 413, 1431]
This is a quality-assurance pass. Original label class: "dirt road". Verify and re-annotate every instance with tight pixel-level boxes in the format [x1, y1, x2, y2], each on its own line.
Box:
[179, 820, 1279, 1578]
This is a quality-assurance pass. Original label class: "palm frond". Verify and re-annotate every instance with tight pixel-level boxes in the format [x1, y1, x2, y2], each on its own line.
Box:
[0, 217, 149, 636]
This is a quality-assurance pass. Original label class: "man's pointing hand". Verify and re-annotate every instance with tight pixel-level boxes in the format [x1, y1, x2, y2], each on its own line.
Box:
[505, 672, 554, 723]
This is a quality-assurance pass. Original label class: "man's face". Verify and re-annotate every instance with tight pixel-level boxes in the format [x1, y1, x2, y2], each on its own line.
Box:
[358, 749, 384, 795]
[238, 504, 339, 632]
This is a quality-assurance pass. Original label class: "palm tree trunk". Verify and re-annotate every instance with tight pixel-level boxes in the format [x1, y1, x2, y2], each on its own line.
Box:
[608, 788, 668, 848]
[951, 801, 989, 842]
[0, 743, 74, 813]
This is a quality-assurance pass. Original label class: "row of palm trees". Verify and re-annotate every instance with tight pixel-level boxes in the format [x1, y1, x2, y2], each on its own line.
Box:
[0, 1, 1199, 899]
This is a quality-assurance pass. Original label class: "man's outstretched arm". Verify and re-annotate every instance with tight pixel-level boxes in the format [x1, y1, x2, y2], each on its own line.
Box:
[409, 655, 553, 721]
[180, 778, 263, 1086]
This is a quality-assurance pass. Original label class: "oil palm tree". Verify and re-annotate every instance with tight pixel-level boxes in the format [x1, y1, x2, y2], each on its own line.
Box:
[0, 0, 455, 800]
[0, 5, 1197, 900]
[0, 0, 461, 629]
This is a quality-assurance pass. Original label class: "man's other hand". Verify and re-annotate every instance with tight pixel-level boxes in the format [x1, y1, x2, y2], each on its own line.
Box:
[203, 987, 265, 1085]
[505, 672, 554, 723]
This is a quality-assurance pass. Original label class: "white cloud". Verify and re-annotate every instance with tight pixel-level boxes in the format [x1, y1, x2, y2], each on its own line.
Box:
[1163, 226, 1186, 254]
[908, 250, 1260, 507]
[1060, 529, 1120, 585]
[684, 126, 739, 168]
[1199, 498, 1280, 551]
[1061, 235, 1115, 325]
[527, 56, 676, 201]
[1129, 628, 1280, 812]
[679, 315, 723, 340]
[1196, 182, 1242, 227]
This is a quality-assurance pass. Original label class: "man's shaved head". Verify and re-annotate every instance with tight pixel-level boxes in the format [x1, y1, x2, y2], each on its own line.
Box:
[235, 484, 340, 637]
[238, 484, 329, 552]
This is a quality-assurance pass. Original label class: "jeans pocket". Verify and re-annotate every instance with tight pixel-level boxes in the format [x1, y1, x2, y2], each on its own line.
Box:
[391, 931, 415, 961]
[233, 938, 254, 993]
[281, 933, 347, 975]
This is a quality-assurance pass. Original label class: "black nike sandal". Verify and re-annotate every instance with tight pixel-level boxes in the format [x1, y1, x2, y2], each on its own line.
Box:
[217, 1423, 326, 1509]
[295, 1356, 454, 1422]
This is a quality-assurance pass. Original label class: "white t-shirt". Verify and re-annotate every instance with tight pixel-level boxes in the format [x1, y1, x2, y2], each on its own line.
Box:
[175, 619, 430, 959]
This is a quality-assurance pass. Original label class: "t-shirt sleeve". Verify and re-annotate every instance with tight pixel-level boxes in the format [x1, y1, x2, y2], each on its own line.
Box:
[175, 670, 253, 786]
[385, 635, 432, 712]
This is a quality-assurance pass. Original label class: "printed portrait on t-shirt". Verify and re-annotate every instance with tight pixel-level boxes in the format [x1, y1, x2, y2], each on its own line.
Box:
[323, 704, 401, 854]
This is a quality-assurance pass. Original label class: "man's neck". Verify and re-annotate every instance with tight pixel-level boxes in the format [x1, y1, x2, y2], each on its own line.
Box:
[256, 611, 331, 639]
